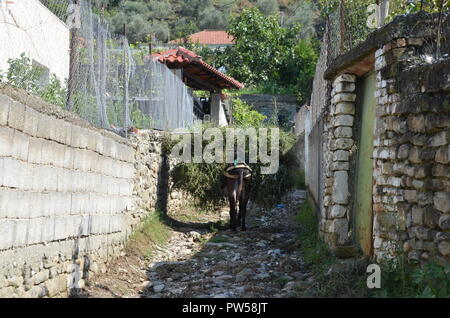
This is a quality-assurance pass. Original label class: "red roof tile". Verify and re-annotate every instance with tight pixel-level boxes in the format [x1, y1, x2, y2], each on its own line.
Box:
[170, 30, 234, 45]
[148, 47, 244, 90]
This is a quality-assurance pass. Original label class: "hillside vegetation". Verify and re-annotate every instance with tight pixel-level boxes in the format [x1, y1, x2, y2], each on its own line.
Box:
[97, 0, 318, 43]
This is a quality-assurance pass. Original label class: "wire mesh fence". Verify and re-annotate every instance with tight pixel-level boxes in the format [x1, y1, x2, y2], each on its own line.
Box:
[0, 0, 194, 135]
[39, 0, 69, 22]
[67, 0, 194, 133]
[326, 0, 449, 62]
[327, 1, 372, 60]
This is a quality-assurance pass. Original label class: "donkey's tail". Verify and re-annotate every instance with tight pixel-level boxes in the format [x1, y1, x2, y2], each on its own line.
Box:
[236, 169, 244, 202]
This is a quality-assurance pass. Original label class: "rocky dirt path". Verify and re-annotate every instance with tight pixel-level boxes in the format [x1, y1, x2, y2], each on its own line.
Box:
[80, 190, 312, 298]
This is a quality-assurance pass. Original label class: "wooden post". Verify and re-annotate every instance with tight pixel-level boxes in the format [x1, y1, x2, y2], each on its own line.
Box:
[98, 4, 108, 128]
[339, 0, 346, 54]
[67, 0, 80, 111]
[123, 24, 129, 137]
[436, 0, 445, 59]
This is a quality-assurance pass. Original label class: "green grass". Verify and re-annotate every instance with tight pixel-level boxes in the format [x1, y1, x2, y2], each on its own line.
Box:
[125, 210, 172, 260]
[295, 199, 450, 298]
[295, 199, 372, 297]
[290, 168, 305, 190]
[374, 258, 450, 298]
[296, 199, 333, 268]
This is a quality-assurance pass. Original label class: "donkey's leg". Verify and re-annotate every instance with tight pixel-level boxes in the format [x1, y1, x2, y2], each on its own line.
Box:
[229, 201, 237, 231]
[236, 207, 241, 227]
[227, 182, 238, 231]
[240, 179, 251, 231]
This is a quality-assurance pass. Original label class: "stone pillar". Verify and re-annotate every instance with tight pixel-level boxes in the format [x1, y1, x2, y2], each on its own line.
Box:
[321, 74, 356, 248]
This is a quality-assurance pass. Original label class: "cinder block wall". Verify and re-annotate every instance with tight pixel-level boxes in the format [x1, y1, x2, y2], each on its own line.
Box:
[0, 86, 137, 297]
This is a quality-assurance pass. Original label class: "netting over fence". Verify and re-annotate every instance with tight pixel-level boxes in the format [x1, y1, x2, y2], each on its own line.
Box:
[69, 0, 194, 133]
[327, 2, 372, 61]
[326, 0, 450, 62]
[0, 0, 194, 134]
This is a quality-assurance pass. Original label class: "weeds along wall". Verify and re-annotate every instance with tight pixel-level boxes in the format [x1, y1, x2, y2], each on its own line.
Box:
[0, 85, 188, 298]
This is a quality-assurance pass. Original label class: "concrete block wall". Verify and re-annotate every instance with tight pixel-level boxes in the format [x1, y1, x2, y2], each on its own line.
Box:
[0, 88, 136, 297]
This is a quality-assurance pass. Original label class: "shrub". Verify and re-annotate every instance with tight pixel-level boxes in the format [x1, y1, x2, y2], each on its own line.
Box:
[295, 200, 450, 298]
[232, 98, 266, 127]
[6, 53, 44, 94]
[5, 53, 67, 108]
[375, 257, 450, 298]
[168, 118, 298, 209]
[215, 7, 318, 103]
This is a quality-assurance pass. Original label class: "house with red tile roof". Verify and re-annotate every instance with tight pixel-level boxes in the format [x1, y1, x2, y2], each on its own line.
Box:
[170, 30, 234, 49]
[148, 47, 243, 126]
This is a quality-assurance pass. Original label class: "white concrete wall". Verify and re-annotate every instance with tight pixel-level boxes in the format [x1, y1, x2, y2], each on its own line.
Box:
[0, 0, 69, 82]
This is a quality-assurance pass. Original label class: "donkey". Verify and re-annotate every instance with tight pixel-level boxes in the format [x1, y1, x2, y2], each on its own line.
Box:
[223, 163, 252, 231]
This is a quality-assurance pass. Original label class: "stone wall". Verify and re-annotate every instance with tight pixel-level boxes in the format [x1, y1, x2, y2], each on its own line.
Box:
[304, 22, 333, 208]
[309, 24, 333, 128]
[238, 94, 298, 127]
[319, 74, 357, 248]
[372, 45, 449, 266]
[294, 106, 308, 136]
[315, 13, 450, 266]
[131, 129, 188, 215]
[292, 106, 309, 172]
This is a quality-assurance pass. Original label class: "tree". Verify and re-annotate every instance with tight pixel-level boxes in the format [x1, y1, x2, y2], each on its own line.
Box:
[232, 98, 267, 127]
[217, 7, 286, 84]
[108, 0, 174, 43]
[5, 54, 67, 108]
[282, 1, 318, 39]
[6, 53, 44, 93]
[199, 5, 230, 29]
[215, 7, 318, 104]
[172, 20, 200, 43]
[256, 0, 279, 15]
